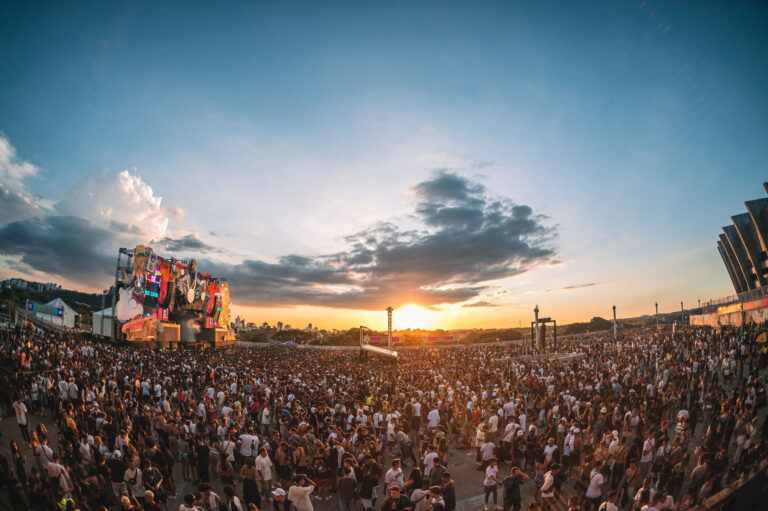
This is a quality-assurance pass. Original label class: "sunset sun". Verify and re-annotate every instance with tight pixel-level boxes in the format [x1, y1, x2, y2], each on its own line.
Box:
[396, 304, 434, 330]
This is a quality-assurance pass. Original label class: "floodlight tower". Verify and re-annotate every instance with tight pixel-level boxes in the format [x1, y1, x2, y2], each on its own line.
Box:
[655, 301, 659, 330]
[613, 305, 617, 340]
[534, 305, 540, 350]
[386, 306, 393, 349]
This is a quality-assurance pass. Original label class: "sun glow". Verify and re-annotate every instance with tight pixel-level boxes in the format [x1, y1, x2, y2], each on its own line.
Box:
[396, 304, 434, 330]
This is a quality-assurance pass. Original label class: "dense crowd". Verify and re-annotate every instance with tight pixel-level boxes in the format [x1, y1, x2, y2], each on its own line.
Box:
[0, 320, 767, 511]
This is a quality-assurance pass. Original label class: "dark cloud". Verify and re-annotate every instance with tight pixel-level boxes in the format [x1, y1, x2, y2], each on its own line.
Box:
[0, 170, 557, 309]
[0, 216, 115, 279]
[155, 234, 214, 253]
[461, 301, 501, 308]
[545, 282, 599, 292]
[0, 184, 45, 224]
[209, 170, 557, 309]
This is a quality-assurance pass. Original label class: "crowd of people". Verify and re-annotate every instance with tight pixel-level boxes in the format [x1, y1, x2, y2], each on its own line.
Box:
[0, 320, 766, 511]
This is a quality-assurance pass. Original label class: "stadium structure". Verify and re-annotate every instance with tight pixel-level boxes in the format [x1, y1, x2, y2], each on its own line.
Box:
[691, 183, 768, 326]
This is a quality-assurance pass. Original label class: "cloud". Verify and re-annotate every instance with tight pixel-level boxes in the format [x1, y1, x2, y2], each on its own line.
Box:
[0, 135, 38, 193]
[0, 216, 115, 279]
[0, 183, 46, 224]
[0, 136, 185, 283]
[0, 135, 49, 224]
[544, 282, 599, 292]
[55, 169, 182, 240]
[461, 301, 501, 308]
[208, 170, 557, 309]
[0, 141, 556, 308]
[155, 234, 214, 253]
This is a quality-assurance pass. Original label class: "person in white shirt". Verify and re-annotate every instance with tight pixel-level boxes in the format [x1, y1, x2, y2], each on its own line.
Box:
[373, 410, 384, 434]
[585, 461, 604, 508]
[125, 459, 144, 497]
[261, 406, 271, 435]
[423, 448, 438, 477]
[543, 437, 558, 465]
[639, 433, 655, 478]
[224, 484, 245, 511]
[427, 407, 441, 430]
[487, 413, 499, 443]
[219, 434, 236, 464]
[598, 490, 619, 511]
[12, 397, 30, 443]
[540, 464, 560, 509]
[482, 458, 502, 510]
[384, 458, 404, 492]
[238, 431, 254, 463]
[254, 448, 274, 494]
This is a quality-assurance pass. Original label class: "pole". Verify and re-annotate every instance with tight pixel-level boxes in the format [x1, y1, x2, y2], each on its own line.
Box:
[534, 305, 540, 351]
[101, 290, 106, 337]
[553, 320, 557, 352]
[530, 322, 534, 351]
[112, 249, 124, 341]
[681, 301, 684, 326]
[655, 302, 658, 330]
[613, 305, 617, 340]
[386, 307, 393, 349]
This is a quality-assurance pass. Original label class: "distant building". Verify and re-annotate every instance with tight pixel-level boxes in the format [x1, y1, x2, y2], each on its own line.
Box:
[277, 321, 283, 331]
[2, 278, 62, 293]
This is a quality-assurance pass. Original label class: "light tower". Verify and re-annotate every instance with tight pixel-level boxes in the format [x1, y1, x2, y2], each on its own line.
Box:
[386, 306, 393, 349]
[534, 305, 540, 350]
[612, 305, 617, 340]
[681, 301, 684, 325]
[655, 301, 659, 330]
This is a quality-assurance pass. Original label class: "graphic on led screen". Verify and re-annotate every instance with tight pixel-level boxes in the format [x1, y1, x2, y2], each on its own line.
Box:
[115, 245, 233, 345]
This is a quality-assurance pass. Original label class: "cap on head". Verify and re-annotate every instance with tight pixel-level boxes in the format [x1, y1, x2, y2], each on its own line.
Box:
[272, 488, 286, 497]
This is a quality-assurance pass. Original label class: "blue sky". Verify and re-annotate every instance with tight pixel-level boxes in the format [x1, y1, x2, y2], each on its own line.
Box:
[1, 1, 766, 328]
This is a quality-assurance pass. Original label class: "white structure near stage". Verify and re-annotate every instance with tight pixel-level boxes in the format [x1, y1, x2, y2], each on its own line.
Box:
[92, 307, 116, 338]
[34, 298, 80, 329]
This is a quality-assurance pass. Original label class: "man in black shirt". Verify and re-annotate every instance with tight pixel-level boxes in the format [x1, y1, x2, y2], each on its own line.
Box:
[429, 486, 446, 511]
[108, 450, 128, 498]
[502, 466, 529, 511]
[380, 485, 411, 511]
[441, 473, 456, 511]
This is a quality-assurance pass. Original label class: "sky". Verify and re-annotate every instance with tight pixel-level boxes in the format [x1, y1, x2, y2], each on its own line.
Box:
[1, 1, 767, 330]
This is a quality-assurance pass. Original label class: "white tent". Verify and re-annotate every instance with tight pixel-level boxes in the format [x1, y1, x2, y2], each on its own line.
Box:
[92, 306, 116, 337]
[37, 298, 80, 329]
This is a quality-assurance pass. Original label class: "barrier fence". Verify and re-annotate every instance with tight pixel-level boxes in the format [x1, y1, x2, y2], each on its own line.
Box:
[692, 460, 768, 511]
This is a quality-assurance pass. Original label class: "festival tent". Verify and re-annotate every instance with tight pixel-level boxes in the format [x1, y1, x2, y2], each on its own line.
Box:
[92, 307, 116, 338]
[38, 298, 80, 329]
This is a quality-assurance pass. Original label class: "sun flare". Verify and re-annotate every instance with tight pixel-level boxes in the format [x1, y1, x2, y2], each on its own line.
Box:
[396, 304, 434, 330]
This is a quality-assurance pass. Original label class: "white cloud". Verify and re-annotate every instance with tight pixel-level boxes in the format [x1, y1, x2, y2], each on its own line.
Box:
[55, 169, 183, 241]
[0, 135, 38, 193]
[0, 135, 48, 223]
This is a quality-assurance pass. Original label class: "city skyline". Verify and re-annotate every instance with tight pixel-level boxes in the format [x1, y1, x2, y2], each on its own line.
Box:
[1, 1, 767, 331]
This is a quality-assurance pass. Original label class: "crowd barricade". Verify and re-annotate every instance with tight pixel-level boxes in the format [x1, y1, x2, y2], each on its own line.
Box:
[14, 306, 70, 333]
[235, 339, 526, 350]
[691, 460, 768, 510]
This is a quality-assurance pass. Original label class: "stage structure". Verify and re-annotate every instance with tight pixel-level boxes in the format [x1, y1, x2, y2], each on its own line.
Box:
[531, 307, 557, 352]
[359, 309, 398, 359]
[112, 245, 234, 348]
